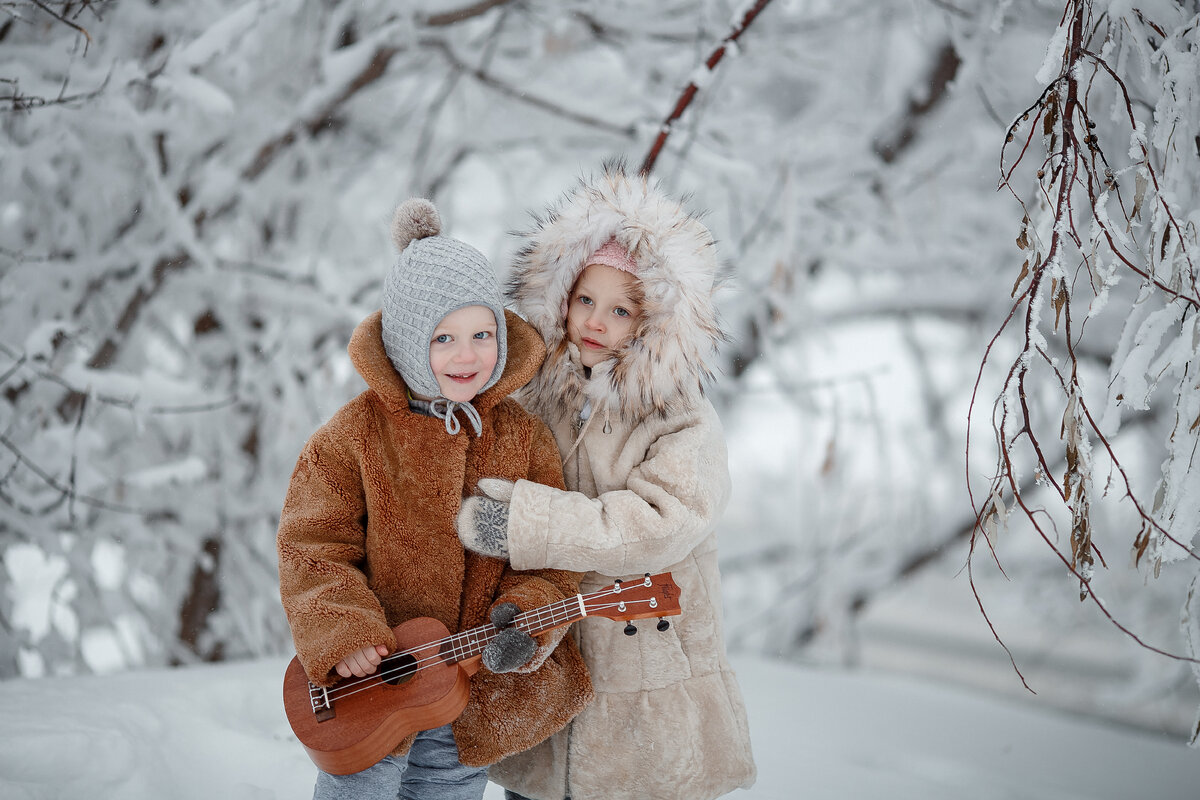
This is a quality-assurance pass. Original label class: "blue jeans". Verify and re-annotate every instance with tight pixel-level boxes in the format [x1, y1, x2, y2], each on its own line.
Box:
[313, 724, 488, 800]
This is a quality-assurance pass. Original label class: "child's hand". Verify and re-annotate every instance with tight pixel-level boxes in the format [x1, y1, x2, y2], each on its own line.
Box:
[334, 643, 390, 679]
[481, 602, 536, 673]
[456, 478, 515, 558]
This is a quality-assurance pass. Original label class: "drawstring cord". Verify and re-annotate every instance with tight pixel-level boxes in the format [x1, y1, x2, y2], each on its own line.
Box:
[564, 404, 612, 460]
[428, 397, 483, 436]
[408, 394, 483, 436]
[564, 410, 597, 461]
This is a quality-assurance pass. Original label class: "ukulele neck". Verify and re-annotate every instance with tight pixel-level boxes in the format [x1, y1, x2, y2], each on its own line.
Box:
[442, 595, 583, 664]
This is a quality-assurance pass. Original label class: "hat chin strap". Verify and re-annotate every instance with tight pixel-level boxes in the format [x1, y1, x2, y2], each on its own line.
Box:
[428, 397, 483, 436]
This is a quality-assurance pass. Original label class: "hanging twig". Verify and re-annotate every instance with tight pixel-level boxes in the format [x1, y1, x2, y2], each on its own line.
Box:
[421, 0, 512, 27]
[0, 70, 110, 113]
[639, 0, 777, 176]
[28, 1, 93, 52]
[0, 432, 148, 515]
[969, 0, 1200, 677]
[427, 39, 637, 138]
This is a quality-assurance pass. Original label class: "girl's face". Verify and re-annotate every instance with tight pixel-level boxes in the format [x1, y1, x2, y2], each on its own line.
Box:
[428, 305, 499, 402]
[566, 264, 642, 368]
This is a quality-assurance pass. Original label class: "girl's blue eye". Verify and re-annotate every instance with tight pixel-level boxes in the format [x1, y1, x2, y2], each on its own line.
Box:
[578, 295, 593, 306]
[434, 334, 450, 344]
[474, 331, 492, 340]
[615, 307, 630, 318]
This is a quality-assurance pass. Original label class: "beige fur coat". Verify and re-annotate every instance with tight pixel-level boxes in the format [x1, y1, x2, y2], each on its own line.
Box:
[277, 310, 593, 768]
[488, 165, 756, 800]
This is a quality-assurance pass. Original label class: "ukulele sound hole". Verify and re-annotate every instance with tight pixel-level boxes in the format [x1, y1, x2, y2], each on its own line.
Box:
[381, 653, 417, 686]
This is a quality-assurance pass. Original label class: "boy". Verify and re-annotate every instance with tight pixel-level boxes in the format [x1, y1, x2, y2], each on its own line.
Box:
[277, 199, 592, 800]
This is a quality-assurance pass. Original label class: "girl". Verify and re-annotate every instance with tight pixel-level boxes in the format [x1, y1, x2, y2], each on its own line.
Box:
[457, 165, 756, 800]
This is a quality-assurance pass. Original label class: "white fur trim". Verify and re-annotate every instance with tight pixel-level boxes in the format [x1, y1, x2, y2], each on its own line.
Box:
[509, 164, 725, 422]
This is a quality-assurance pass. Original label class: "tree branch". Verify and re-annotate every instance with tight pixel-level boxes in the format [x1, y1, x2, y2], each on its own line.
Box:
[639, 0, 778, 176]
[874, 42, 961, 163]
[28, 0, 92, 51]
[421, 0, 512, 27]
[972, 0, 1200, 682]
[427, 38, 637, 137]
[242, 44, 401, 180]
[0, 431, 148, 515]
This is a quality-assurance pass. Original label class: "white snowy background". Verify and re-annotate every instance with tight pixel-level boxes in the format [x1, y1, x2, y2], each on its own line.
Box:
[3, 0, 1200, 797]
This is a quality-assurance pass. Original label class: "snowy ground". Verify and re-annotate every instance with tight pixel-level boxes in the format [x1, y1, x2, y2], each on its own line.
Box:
[1, 655, 1197, 800]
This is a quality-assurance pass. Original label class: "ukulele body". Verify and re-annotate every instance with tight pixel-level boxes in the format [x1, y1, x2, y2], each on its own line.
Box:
[282, 616, 475, 776]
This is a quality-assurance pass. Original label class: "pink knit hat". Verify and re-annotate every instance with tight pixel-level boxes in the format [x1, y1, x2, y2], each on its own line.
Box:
[585, 238, 638, 274]
[561, 238, 639, 319]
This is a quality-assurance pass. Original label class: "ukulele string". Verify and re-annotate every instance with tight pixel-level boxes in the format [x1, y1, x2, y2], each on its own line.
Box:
[323, 600, 583, 700]
[321, 586, 657, 702]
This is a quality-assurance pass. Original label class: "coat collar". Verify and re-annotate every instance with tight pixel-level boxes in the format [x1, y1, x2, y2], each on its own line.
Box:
[348, 308, 546, 415]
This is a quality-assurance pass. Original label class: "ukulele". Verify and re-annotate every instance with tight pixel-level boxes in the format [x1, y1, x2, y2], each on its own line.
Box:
[282, 572, 682, 775]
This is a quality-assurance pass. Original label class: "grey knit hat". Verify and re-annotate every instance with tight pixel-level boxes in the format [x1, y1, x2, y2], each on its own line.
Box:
[381, 198, 507, 401]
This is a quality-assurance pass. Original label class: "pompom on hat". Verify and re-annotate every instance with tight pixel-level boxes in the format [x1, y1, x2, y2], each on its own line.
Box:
[380, 198, 507, 404]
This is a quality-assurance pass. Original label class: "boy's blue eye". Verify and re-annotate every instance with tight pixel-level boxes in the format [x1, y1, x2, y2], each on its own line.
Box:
[615, 307, 630, 318]
[474, 331, 492, 340]
[434, 334, 451, 344]
[578, 295, 593, 306]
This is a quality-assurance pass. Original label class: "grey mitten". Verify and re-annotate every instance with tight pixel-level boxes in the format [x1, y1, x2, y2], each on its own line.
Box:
[516, 625, 570, 674]
[456, 482, 513, 558]
[481, 602, 537, 673]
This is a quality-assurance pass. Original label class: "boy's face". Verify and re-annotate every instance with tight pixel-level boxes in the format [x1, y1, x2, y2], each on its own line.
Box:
[566, 264, 642, 368]
[429, 305, 499, 402]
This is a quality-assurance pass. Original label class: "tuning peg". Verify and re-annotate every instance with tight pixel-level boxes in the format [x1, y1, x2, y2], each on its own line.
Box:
[656, 619, 670, 632]
[624, 622, 638, 636]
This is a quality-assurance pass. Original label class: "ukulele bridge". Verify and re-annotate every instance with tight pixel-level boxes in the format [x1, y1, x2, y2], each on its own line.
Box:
[309, 683, 336, 722]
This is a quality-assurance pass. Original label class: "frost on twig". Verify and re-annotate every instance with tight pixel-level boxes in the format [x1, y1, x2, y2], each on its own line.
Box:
[638, 0, 776, 176]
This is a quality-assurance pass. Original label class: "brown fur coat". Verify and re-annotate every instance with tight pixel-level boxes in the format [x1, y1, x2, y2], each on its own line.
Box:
[277, 309, 592, 768]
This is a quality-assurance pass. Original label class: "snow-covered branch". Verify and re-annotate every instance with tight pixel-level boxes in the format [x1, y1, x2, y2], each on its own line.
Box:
[639, 0, 777, 175]
[971, 0, 1200, 707]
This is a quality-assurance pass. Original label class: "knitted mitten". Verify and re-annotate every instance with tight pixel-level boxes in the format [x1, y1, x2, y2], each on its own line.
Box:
[456, 479, 514, 558]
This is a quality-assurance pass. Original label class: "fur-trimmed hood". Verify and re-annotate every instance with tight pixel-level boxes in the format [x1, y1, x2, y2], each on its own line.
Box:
[350, 308, 545, 419]
[508, 164, 726, 424]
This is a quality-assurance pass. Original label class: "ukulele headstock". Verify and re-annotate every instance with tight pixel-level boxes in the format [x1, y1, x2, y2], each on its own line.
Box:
[582, 572, 681, 622]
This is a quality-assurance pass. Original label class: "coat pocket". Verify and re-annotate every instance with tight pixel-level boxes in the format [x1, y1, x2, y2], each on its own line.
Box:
[578, 606, 693, 693]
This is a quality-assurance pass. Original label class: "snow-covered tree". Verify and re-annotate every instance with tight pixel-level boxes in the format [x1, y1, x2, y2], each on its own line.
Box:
[3, 0, 1198, 738]
[1, 0, 817, 676]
